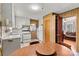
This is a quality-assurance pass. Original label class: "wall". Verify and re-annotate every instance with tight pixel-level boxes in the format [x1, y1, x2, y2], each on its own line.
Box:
[39, 19, 43, 25]
[38, 19, 43, 41]
[0, 4, 1, 21]
[60, 8, 79, 51]
[50, 14, 56, 44]
[15, 16, 30, 29]
[0, 4, 2, 37]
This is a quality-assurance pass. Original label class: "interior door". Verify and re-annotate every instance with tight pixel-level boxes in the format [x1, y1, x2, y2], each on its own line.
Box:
[56, 16, 63, 44]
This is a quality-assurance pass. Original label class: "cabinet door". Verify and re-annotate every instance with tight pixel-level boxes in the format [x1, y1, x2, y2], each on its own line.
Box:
[2, 39, 20, 56]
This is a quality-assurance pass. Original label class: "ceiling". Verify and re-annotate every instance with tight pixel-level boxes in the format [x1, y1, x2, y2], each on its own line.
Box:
[14, 3, 79, 19]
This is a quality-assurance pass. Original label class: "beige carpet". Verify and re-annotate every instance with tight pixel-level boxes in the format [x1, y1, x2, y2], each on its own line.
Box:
[62, 43, 71, 49]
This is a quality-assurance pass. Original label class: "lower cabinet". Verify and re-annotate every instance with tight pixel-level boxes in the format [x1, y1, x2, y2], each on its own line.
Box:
[2, 38, 20, 56]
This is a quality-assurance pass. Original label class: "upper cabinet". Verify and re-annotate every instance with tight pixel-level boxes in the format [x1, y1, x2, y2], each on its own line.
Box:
[1, 3, 12, 26]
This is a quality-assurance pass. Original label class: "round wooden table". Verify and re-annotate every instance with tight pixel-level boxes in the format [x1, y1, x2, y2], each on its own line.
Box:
[11, 43, 74, 56]
[36, 43, 56, 56]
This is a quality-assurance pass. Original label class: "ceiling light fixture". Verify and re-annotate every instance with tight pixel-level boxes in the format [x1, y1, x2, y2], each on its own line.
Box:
[31, 5, 39, 11]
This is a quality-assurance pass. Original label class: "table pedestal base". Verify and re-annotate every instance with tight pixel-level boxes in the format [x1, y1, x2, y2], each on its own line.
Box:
[36, 51, 57, 56]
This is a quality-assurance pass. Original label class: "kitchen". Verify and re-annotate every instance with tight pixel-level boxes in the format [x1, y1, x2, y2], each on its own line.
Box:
[0, 3, 79, 56]
[0, 3, 43, 55]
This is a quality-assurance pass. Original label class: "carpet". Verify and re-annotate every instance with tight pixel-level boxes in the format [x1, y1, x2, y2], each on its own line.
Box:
[60, 43, 71, 49]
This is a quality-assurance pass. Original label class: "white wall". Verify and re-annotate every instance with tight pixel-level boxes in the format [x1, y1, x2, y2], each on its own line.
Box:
[15, 16, 30, 29]
[39, 19, 43, 25]
[0, 4, 1, 21]
[0, 4, 2, 37]
[37, 19, 43, 42]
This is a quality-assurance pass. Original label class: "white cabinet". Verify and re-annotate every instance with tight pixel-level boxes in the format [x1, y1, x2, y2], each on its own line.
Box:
[2, 3, 12, 26]
[2, 38, 20, 56]
[22, 33, 31, 39]
[21, 33, 31, 43]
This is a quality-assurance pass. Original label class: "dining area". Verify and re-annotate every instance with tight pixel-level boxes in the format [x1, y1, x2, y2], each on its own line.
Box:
[11, 42, 74, 56]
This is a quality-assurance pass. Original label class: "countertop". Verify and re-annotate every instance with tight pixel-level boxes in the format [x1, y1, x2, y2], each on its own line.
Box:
[0, 34, 21, 40]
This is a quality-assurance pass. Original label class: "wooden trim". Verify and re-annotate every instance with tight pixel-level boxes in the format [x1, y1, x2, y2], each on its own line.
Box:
[60, 7, 79, 15]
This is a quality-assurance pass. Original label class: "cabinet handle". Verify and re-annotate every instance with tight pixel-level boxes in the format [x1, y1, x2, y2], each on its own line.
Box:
[8, 40, 13, 42]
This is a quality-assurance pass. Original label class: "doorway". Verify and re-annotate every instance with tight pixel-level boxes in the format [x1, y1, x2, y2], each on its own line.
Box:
[56, 15, 64, 44]
[62, 16, 76, 50]
[56, 16, 76, 50]
[30, 19, 39, 40]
